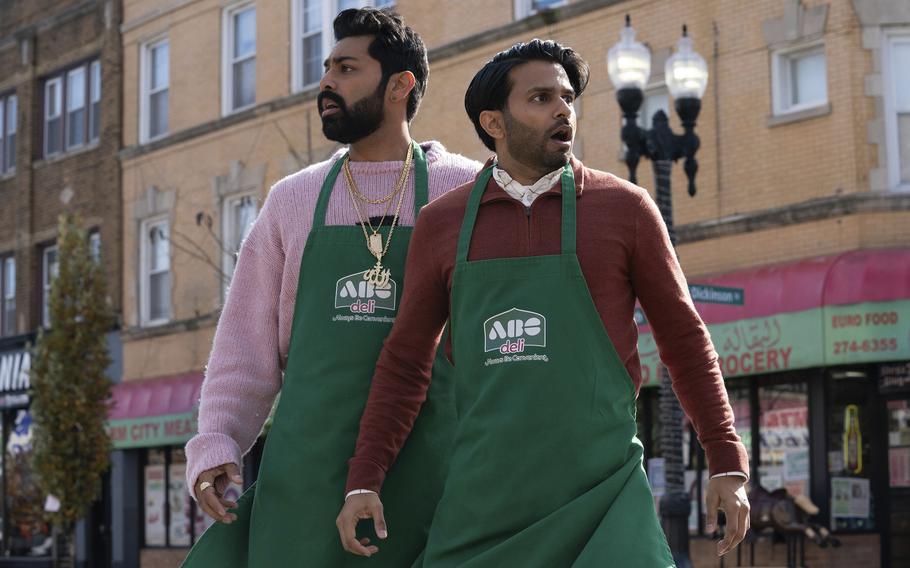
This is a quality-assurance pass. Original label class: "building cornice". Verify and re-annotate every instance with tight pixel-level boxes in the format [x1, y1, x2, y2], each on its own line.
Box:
[678, 192, 910, 244]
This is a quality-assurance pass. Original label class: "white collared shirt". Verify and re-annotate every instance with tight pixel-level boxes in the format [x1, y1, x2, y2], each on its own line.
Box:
[492, 165, 564, 207]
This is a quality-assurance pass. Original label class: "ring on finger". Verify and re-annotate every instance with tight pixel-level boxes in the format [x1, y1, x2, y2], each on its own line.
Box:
[198, 481, 215, 493]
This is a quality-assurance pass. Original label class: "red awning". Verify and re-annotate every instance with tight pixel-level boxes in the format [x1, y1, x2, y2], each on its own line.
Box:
[108, 372, 204, 420]
[684, 248, 910, 326]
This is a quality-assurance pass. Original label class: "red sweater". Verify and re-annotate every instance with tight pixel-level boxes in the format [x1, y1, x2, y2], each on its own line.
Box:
[347, 158, 750, 493]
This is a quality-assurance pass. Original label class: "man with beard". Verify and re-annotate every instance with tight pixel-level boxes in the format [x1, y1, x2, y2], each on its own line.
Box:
[337, 40, 750, 566]
[181, 8, 478, 567]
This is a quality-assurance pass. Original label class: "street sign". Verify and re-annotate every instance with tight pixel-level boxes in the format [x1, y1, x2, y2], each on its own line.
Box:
[688, 284, 744, 305]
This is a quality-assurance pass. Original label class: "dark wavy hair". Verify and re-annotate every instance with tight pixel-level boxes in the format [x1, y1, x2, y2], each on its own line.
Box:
[333, 8, 428, 121]
[464, 39, 590, 151]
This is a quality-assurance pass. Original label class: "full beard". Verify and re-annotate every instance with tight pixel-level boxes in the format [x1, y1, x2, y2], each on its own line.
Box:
[503, 110, 572, 172]
[320, 82, 387, 144]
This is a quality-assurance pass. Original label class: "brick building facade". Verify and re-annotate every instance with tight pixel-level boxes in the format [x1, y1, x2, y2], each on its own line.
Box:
[0, 0, 123, 566]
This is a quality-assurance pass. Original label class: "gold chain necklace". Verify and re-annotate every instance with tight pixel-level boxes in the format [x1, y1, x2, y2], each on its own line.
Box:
[344, 145, 413, 205]
[344, 142, 412, 256]
[344, 143, 413, 288]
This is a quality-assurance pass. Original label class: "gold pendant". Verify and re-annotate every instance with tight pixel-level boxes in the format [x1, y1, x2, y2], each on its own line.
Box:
[368, 233, 383, 257]
[364, 259, 392, 289]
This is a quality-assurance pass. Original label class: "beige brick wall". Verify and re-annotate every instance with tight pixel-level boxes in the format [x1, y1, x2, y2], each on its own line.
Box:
[678, 211, 910, 278]
[123, 326, 216, 380]
[398, 0, 515, 49]
[122, 0, 293, 147]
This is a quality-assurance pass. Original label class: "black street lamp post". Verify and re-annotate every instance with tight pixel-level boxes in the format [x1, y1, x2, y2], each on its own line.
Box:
[608, 16, 710, 568]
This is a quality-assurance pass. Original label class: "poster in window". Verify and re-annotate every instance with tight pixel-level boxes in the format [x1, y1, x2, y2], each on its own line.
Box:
[168, 463, 191, 546]
[890, 447, 910, 488]
[830, 477, 870, 518]
[144, 464, 166, 546]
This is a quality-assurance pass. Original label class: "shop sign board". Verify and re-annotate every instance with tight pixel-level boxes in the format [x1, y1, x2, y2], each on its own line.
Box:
[638, 299, 910, 384]
[0, 349, 30, 393]
[825, 300, 910, 365]
[106, 411, 197, 449]
[639, 310, 820, 384]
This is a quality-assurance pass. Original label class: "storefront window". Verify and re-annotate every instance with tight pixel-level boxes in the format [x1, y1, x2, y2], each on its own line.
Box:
[828, 376, 875, 531]
[683, 423, 707, 535]
[4, 408, 52, 556]
[888, 399, 910, 488]
[144, 449, 167, 546]
[759, 382, 810, 497]
[142, 446, 238, 547]
[728, 387, 752, 457]
[143, 447, 214, 547]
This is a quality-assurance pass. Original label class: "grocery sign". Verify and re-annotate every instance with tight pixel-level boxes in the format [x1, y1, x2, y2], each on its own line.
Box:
[638, 299, 910, 385]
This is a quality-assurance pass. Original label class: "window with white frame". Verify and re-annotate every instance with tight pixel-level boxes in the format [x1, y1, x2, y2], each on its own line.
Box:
[89, 231, 102, 263]
[292, 1, 393, 92]
[140, 219, 171, 325]
[515, 0, 567, 19]
[637, 86, 670, 131]
[90, 60, 101, 140]
[44, 78, 63, 156]
[142, 39, 170, 142]
[771, 43, 827, 116]
[1, 256, 14, 336]
[66, 66, 87, 150]
[0, 93, 15, 174]
[884, 32, 910, 189]
[42, 59, 100, 157]
[42, 245, 58, 328]
[224, 4, 257, 114]
[223, 194, 258, 284]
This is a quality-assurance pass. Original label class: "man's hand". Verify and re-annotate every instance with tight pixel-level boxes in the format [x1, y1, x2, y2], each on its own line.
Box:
[705, 476, 751, 556]
[195, 462, 242, 524]
[336, 493, 387, 557]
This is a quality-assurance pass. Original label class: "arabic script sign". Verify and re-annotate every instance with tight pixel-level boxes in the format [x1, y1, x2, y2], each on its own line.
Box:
[639, 300, 910, 385]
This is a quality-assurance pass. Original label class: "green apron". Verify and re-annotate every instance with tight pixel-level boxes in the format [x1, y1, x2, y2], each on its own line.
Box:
[419, 164, 674, 567]
[183, 142, 455, 567]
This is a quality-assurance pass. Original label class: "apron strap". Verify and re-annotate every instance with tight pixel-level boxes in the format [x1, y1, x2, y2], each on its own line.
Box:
[312, 141, 428, 229]
[412, 141, 429, 217]
[456, 162, 576, 263]
[312, 154, 346, 229]
[560, 164, 576, 255]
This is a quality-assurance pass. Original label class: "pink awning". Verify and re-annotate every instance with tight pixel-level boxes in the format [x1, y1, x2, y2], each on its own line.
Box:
[108, 372, 204, 420]
[683, 248, 910, 326]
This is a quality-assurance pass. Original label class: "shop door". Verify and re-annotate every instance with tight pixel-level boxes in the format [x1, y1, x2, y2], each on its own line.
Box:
[885, 397, 910, 567]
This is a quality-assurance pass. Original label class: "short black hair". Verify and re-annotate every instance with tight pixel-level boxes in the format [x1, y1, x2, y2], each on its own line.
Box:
[333, 8, 428, 121]
[464, 39, 590, 151]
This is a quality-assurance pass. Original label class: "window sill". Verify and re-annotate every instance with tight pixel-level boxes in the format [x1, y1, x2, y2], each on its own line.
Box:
[123, 312, 219, 341]
[0, 170, 15, 182]
[223, 102, 257, 117]
[140, 132, 169, 145]
[767, 102, 831, 127]
[33, 141, 101, 168]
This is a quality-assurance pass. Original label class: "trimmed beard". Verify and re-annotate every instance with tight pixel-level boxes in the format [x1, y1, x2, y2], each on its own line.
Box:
[320, 80, 388, 144]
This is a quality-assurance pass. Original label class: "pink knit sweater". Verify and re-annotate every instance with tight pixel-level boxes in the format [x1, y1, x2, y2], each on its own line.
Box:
[185, 141, 480, 498]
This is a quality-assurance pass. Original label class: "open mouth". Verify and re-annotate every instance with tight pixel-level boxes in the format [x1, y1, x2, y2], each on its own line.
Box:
[320, 100, 342, 117]
[549, 125, 573, 145]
